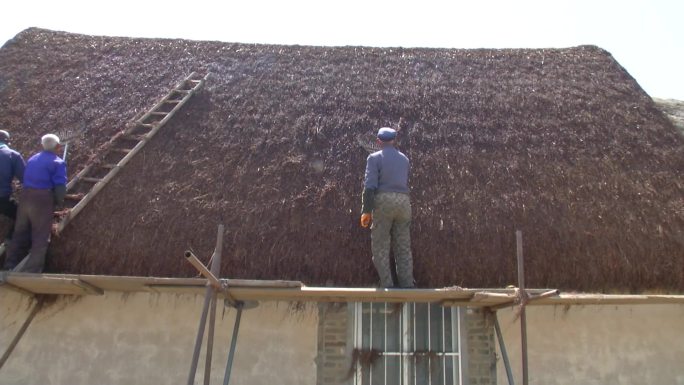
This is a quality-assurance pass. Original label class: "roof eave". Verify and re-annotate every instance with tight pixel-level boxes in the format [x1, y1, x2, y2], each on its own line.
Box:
[2, 273, 684, 306]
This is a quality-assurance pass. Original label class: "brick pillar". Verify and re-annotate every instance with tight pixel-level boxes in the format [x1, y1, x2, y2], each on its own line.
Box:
[316, 303, 352, 385]
[466, 308, 497, 385]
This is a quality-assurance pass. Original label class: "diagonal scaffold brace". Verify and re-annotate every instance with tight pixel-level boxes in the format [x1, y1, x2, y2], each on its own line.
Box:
[484, 231, 560, 385]
[184, 224, 254, 385]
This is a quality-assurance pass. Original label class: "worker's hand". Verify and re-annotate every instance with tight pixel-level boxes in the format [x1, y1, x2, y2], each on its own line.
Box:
[53, 208, 70, 217]
[50, 223, 60, 237]
[65, 193, 85, 201]
[360, 213, 372, 228]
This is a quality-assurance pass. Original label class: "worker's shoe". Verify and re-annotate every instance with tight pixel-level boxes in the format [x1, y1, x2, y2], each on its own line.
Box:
[393, 284, 416, 289]
[395, 278, 417, 289]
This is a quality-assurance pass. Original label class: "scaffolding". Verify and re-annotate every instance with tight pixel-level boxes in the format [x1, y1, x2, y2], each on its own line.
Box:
[2, 226, 684, 384]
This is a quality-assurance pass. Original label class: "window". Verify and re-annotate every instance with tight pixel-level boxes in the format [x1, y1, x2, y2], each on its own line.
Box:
[352, 303, 464, 385]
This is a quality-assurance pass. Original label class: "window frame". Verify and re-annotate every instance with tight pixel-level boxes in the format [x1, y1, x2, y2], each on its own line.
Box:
[352, 302, 465, 385]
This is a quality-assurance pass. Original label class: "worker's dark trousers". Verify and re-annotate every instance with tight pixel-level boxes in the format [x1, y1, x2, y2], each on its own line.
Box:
[4, 189, 54, 273]
[0, 195, 18, 240]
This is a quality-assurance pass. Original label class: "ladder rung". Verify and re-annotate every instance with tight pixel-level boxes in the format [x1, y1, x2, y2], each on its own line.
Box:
[56, 71, 208, 236]
[122, 134, 146, 141]
[65, 194, 84, 201]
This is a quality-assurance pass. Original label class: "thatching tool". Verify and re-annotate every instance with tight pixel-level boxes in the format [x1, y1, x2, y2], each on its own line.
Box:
[356, 120, 406, 154]
[57, 122, 86, 162]
[356, 132, 380, 153]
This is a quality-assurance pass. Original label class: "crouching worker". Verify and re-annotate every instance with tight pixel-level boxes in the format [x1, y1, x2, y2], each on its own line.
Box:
[4, 134, 67, 273]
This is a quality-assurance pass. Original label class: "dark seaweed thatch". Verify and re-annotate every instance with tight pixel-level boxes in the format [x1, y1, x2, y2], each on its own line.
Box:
[0, 28, 682, 292]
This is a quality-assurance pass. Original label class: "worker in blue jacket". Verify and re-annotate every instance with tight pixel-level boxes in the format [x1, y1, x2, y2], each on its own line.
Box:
[4, 134, 67, 273]
[360, 127, 415, 288]
[0, 130, 25, 243]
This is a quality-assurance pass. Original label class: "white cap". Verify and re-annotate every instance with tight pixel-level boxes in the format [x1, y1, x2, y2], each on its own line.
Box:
[41, 134, 61, 151]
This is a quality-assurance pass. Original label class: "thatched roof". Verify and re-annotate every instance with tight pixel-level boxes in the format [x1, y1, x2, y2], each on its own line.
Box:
[1, 28, 682, 291]
[654, 98, 684, 133]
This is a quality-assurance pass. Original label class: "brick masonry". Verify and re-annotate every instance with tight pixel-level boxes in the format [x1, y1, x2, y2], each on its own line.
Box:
[465, 308, 497, 385]
[316, 303, 352, 385]
[316, 303, 496, 385]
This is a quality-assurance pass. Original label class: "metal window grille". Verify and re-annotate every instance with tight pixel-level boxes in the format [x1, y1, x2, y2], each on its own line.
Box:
[353, 303, 463, 385]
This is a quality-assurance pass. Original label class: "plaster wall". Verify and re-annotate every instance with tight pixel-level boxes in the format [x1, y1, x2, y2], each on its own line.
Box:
[0, 290, 318, 385]
[496, 304, 684, 385]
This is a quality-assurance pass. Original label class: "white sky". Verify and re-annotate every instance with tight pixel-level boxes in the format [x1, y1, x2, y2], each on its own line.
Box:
[1, 0, 683, 99]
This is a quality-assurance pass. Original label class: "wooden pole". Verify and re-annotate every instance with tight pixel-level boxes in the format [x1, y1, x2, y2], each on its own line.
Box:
[185, 249, 239, 307]
[516, 230, 529, 385]
[186, 225, 224, 385]
[0, 297, 43, 369]
[204, 225, 224, 385]
[185, 251, 222, 290]
[492, 310, 515, 385]
[186, 286, 212, 385]
[487, 289, 560, 312]
[222, 305, 244, 385]
[204, 293, 218, 385]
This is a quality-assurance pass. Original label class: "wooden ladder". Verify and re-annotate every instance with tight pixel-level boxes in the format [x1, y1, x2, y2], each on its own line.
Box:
[56, 71, 208, 234]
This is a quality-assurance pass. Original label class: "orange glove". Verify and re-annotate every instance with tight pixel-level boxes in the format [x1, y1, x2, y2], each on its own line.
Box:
[360, 213, 372, 228]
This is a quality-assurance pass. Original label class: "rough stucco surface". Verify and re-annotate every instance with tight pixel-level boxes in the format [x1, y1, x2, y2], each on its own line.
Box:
[0, 291, 317, 385]
[496, 304, 684, 385]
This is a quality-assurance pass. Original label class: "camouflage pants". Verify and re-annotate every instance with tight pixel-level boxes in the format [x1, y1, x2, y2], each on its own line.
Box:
[371, 192, 414, 288]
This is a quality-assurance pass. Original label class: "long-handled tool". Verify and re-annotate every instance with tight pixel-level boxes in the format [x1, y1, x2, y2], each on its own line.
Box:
[356, 118, 408, 154]
[58, 122, 86, 163]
